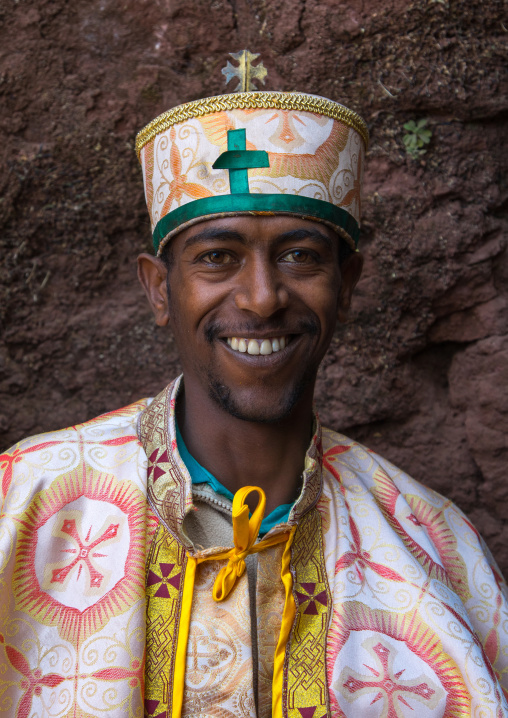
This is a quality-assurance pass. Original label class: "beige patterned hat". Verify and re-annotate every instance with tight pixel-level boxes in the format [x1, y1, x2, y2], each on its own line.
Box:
[135, 62, 368, 255]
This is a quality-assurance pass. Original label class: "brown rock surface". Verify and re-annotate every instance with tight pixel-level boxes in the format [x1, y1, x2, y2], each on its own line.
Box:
[1, 1, 507, 569]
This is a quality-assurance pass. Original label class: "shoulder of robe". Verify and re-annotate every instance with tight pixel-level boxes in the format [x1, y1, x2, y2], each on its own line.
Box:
[0, 397, 152, 510]
[321, 424, 448, 500]
[321, 424, 508, 591]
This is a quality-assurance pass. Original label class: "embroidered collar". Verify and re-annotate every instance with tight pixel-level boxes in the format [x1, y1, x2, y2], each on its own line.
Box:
[176, 420, 295, 536]
[139, 376, 323, 550]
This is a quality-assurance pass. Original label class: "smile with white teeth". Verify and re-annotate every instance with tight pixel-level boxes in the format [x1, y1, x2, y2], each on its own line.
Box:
[226, 336, 288, 355]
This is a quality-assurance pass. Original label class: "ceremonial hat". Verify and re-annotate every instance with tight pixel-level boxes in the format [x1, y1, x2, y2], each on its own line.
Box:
[135, 51, 368, 255]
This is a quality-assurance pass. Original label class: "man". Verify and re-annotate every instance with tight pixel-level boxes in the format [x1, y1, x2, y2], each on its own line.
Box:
[1, 55, 507, 718]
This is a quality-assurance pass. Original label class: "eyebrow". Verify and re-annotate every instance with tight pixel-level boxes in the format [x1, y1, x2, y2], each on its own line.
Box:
[276, 228, 334, 250]
[183, 228, 247, 250]
[182, 225, 335, 251]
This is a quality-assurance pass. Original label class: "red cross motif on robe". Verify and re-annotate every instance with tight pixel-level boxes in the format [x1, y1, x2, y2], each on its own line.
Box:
[51, 518, 119, 588]
[147, 562, 181, 598]
[298, 708, 327, 718]
[145, 698, 167, 717]
[148, 448, 170, 483]
[295, 582, 328, 615]
[342, 641, 436, 713]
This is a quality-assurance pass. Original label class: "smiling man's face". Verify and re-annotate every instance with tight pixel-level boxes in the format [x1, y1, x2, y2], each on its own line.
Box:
[138, 215, 362, 423]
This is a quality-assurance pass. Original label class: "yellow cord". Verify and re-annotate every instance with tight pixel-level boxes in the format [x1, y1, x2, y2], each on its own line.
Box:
[171, 486, 295, 718]
[172, 556, 196, 718]
[272, 526, 297, 717]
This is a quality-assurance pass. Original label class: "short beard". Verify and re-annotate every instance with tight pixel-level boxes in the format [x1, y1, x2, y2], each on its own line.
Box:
[207, 369, 315, 424]
[204, 312, 321, 423]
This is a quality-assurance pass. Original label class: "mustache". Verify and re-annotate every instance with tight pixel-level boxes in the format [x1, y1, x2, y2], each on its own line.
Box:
[204, 316, 320, 344]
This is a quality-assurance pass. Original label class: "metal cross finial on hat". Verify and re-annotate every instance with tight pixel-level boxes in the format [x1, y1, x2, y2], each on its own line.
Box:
[222, 50, 267, 92]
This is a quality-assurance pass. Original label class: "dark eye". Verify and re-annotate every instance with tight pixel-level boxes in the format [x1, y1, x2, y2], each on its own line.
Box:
[281, 250, 313, 264]
[201, 251, 234, 265]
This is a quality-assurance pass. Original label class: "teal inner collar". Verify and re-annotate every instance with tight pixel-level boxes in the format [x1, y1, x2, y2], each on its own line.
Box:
[175, 422, 293, 537]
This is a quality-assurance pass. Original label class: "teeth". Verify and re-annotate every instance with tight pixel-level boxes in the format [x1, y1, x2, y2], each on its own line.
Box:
[225, 336, 289, 356]
[247, 339, 260, 355]
[260, 340, 272, 355]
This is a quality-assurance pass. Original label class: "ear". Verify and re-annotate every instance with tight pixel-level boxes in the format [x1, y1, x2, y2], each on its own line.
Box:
[337, 251, 363, 323]
[137, 253, 170, 326]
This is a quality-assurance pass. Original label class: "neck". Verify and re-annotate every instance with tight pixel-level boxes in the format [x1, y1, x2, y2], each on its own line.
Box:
[176, 378, 315, 515]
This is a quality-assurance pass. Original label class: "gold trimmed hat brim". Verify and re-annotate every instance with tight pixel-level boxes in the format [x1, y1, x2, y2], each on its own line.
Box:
[135, 91, 369, 158]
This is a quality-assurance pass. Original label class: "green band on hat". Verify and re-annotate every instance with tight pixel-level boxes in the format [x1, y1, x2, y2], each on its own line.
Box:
[152, 193, 360, 253]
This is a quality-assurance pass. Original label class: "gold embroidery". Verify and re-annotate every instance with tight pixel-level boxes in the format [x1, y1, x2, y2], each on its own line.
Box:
[136, 91, 369, 157]
[285, 507, 331, 717]
[139, 382, 193, 541]
[145, 521, 187, 715]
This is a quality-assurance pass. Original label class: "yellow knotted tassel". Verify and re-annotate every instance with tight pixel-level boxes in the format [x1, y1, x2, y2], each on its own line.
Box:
[172, 485, 295, 718]
[214, 485, 274, 601]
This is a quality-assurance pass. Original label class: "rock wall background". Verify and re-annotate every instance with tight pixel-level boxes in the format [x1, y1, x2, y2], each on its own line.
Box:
[1, 1, 507, 568]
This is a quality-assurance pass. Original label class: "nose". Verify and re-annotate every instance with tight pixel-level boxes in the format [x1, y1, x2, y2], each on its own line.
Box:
[234, 259, 289, 317]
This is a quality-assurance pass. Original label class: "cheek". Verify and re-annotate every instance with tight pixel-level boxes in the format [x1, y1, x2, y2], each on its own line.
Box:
[308, 282, 341, 324]
[169, 277, 232, 334]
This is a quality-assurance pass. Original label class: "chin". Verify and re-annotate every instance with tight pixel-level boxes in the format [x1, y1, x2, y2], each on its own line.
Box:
[207, 373, 314, 424]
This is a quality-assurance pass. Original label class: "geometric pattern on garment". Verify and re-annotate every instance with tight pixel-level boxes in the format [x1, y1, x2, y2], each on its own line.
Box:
[369, 467, 472, 601]
[336, 632, 445, 716]
[145, 519, 186, 718]
[0, 625, 76, 718]
[182, 559, 256, 718]
[327, 603, 471, 717]
[320, 426, 508, 714]
[12, 466, 146, 644]
[285, 507, 332, 718]
[137, 379, 508, 715]
[74, 602, 145, 717]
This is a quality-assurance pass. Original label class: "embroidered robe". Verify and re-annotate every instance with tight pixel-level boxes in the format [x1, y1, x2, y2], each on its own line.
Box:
[0, 376, 507, 717]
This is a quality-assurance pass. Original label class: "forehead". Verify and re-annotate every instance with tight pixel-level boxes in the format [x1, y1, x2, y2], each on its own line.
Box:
[171, 215, 340, 251]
